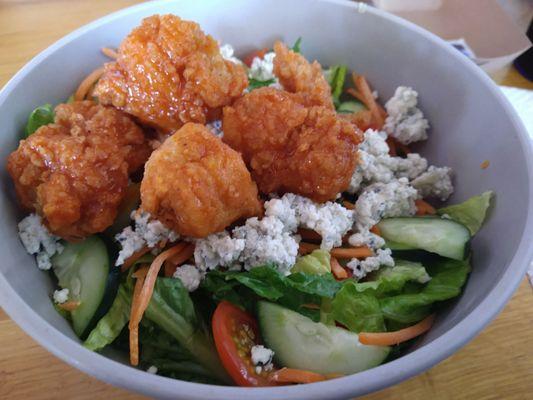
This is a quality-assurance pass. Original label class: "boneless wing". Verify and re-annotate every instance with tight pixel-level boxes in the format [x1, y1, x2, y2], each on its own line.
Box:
[140, 123, 262, 238]
[94, 14, 248, 133]
[7, 101, 148, 239]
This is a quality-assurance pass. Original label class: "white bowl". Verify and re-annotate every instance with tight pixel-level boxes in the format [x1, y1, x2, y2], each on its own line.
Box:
[0, 1, 532, 399]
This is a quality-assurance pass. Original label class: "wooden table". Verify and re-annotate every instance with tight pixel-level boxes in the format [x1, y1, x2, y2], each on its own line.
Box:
[1, 1, 532, 399]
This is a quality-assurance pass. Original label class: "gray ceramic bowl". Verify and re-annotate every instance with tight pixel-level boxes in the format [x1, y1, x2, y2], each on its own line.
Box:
[0, 0, 532, 399]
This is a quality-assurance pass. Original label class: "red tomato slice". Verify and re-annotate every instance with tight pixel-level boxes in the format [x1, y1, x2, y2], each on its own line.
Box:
[243, 48, 268, 67]
[212, 301, 275, 386]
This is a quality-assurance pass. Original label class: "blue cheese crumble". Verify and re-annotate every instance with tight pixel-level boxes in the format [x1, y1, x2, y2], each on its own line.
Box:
[251, 344, 274, 374]
[384, 86, 429, 145]
[194, 231, 245, 272]
[18, 213, 63, 270]
[412, 166, 454, 201]
[53, 288, 69, 304]
[172, 264, 202, 292]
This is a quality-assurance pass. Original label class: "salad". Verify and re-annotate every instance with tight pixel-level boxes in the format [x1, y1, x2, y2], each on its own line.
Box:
[7, 14, 494, 386]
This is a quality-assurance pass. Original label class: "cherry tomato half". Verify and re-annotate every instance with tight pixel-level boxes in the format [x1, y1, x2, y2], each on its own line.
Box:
[212, 301, 275, 386]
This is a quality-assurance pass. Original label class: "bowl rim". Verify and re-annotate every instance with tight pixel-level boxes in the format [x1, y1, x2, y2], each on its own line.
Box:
[1, 0, 532, 399]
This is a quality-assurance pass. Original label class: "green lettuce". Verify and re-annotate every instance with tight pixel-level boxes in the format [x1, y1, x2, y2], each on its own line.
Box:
[291, 37, 302, 53]
[201, 265, 341, 320]
[330, 285, 385, 333]
[380, 257, 470, 324]
[144, 277, 230, 383]
[352, 259, 431, 297]
[248, 78, 276, 90]
[25, 103, 54, 137]
[438, 191, 494, 235]
[324, 64, 347, 107]
[291, 249, 331, 275]
[83, 284, 131, 351]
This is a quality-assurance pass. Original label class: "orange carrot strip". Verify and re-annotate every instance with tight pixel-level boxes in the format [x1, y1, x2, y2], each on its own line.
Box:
[359, 314, 435, 346]
[163, 243, 195, 277]
[298, 229, 322, 243]
[342, 200, 355, 210]
[101, 47, 118, 59]
[129, 245, 184, 332]
[370, 225, 381, 236]
[415, 199, 437, 216]
[129, 266, 148, 366]
[480, 160, 490, 169]
[300, 303, 321, 310]
[298, 242, 320, 255]
[346, 88, 366, 104]
[353, 73, 384, 129]
[57, 300, 81, 311]
[330, 256, 348, 280]
[269, 368, 327, 384]
[74, 66, 104, 101]
[121, 246, 150, 272]
[331, 246, 373, 259]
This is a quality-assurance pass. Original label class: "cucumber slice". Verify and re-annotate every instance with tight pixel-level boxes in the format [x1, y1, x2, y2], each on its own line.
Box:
[337, 100, 366, 114]
[378, 217, 470, 260]
[52, 236, 109, 337]
[258, 301, 390, 375]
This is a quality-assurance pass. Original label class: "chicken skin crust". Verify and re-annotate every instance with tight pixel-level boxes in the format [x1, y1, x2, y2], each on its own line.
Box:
[140, 123, 262, 238]
[7, 101, 148, 240]
[273, 41, 334, 109]
[223, 87, 362, 203]
[94, 14, 248, 133]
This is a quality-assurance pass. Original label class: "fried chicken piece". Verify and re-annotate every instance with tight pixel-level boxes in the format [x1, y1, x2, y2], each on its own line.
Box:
[273, 41, 334, 109]
[94, 14, 248, 133]
[223, 87, 362, 202]
[140, 123, 262, 238]
[7, 101, 147, 239]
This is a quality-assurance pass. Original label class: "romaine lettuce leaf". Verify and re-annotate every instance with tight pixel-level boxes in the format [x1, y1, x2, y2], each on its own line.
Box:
[25, 103, 54, 137]
[324, 64, 347, 107]
[291, 37, 302, 53]
[248, 78, 276, 90]
[291, 249, 331, 275]
[380, 257, 470, 324]
[353, 259, 431, 297]
[330, 284, 385, 333]
[438, 191, 494, 235]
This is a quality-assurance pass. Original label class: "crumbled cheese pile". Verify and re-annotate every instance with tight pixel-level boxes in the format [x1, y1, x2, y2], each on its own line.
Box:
[249, 52, 276, 81]
[384, 86, 429, 145]
[250, 344, 275, 374]
[18, 213, 63, 270]
[347, 248, 395, 280]
[172, 264, 202, 292]
[115, 210, 179, 266]
[53, 288, 69, 304]
[412, 166, 454, 201]
[219, 44, 242, 65]
[265, 193, 354, 250]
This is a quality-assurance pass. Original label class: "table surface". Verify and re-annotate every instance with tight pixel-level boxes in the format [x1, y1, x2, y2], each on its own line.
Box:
[1, 1, 532, 399]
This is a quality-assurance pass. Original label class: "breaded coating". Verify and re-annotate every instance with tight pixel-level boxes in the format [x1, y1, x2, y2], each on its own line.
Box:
[140, 123, 262, 238]
[6, 101, 147, 239]
[94, 15, 248, 133]
[273, 41, 334, 109]
[223, 87, 362, 202]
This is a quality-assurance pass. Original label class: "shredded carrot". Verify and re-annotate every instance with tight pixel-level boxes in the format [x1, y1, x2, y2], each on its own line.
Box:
[101, 47, 118, 59]
[415, 199, 437, 215]
[331, 246, 373, 259]
[342, 200, 355, 210]
[129, 245, 185, 346]
[298, 229, 322, 243]
[300, 303, 321, 310]
[121, 246, 150, 272]
[359, 314, 435, 346]
[346, 87, 365, 103]
[128, 267, 147, 366]
[330, 256, 348, 280]
[352, 73, 384, 129]
[480, 160, 490, 169]
[163, 243, 195, 277]
[269, 368, 327, 384]
[370, 225, 381, 236]
[386, 137, 398, 157]
[58, 300, 81, 311]
[74, 66, 104, 101]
